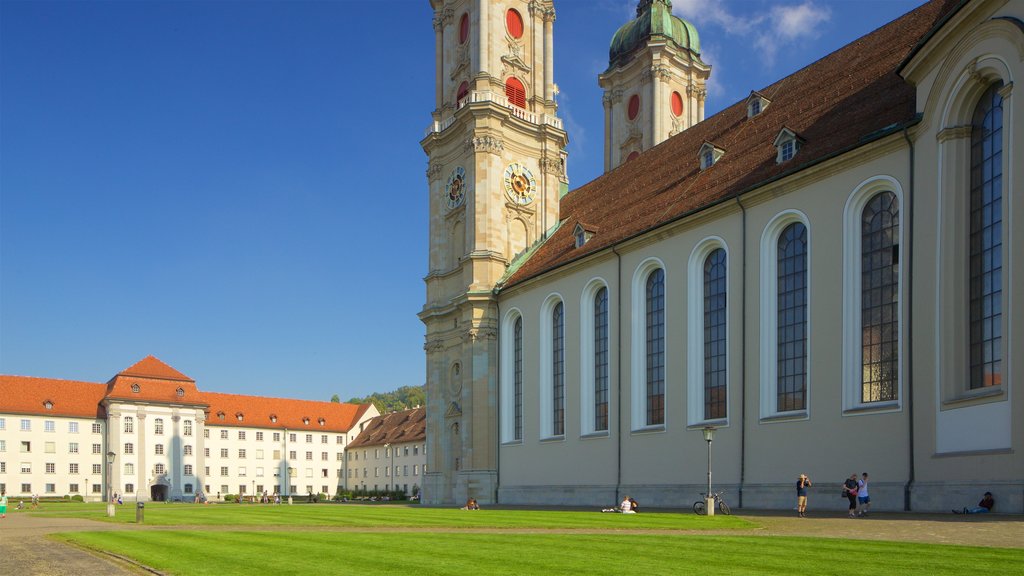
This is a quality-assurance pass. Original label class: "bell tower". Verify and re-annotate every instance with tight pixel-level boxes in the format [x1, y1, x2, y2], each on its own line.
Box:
[420, 0, 568, 505]
[599, 0, 709, 170]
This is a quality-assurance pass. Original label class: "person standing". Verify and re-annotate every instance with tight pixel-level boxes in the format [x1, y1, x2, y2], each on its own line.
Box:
[856, 473, 871, 516]
[843, 474, 859, 518]
[796, 474, 812, 518]
[1, 489, 7, 519]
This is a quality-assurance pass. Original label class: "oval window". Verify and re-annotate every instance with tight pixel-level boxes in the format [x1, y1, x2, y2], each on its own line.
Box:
[627, 94, 640, 120]
[671, 91, 683, 117]
[505, 77, 526, 108]
[459, 13, 469, 45]
[627, 151, 640, 162]
[506, 9, 524, 39]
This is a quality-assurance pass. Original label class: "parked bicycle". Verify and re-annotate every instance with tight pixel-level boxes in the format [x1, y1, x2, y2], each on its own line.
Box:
[693, 491, 731, 515]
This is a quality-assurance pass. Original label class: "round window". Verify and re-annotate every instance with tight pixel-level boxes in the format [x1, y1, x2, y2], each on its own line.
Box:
[626, 151, 640, 162]
[671, 91, 683, 117]
[627, 94, 640, 120]
[506, 9, 524, 39]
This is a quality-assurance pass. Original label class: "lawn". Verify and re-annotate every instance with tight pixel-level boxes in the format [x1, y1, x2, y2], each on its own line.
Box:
[32, 501, 752, 530]
[36, 504, 1024, 575]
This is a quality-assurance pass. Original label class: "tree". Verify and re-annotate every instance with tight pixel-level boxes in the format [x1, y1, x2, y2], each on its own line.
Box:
[348, 385, 425, 413]
[330, 394, 340, 403]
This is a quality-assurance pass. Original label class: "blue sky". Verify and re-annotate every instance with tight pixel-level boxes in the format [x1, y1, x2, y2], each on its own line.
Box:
[1, 0, 926, 402]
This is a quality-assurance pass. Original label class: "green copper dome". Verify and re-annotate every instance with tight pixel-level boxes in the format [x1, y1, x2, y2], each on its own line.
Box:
[609, 0, 700, 68]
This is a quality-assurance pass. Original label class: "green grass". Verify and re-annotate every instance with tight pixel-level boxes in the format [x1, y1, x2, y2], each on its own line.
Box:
[32, 501, 752, 530]
[56, 531, 1024, 576]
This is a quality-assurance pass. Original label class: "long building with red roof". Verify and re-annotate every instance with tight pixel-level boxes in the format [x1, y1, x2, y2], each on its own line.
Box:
[0, 356, 377, 502]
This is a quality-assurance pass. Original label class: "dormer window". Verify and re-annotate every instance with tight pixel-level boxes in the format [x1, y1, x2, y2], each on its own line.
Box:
[699, 142, 725, 170]
[176, 387, 185, 397]
[43, 400, 53, 410]
[131, 384, 140, 393]
[774, 128, 804, 164]
[747, 91, 771, 119]
[270, 414, 278, 423]
[236, 413, 244, 422]
[217, 411, 225, 421]
[573, 222, 596, 249]
[318, 418, 326, 426]
[303, 417, 310, 425]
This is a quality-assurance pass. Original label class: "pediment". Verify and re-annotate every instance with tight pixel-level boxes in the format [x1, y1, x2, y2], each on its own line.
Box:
[445, 401, 462, 418]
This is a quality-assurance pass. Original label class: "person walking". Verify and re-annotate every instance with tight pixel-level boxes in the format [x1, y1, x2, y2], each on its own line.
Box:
[796, 474, 812, 518]
[1, 489, 8, 519]
[843, 474, 859, 518]
[856, 473, 871, 516]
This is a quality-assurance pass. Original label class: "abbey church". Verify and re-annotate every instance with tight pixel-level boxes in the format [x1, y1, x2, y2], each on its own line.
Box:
[420, 0, 1023, 511]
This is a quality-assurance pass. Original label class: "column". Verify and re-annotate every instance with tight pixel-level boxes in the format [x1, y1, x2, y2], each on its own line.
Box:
[136, 413, 147, 501]
[603, 92, 613, 172]
[543, 10, 554, 101]
[171, 413, 182, 499]
[434, 14, 444, 112]
[196, 414, 206, 496]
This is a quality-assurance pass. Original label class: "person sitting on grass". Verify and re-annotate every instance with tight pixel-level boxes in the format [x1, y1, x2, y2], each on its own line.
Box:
[629, 497, 639, 513]
[954, 492, 994, 514]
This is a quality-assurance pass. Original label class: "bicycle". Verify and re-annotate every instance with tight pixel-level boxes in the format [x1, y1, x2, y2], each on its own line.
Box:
[693, 491, 731, 515]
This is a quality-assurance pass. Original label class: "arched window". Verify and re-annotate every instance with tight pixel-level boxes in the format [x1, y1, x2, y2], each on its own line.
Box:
[506, 9, 524, 39]
[459, 12, 469, 44]
[861, 191, 899, 402]
[969, 82, 1003, 389]
[514, 317, 523, 440]
[456, 81, 469, 107]
[594, 287, 609, 432]
[703, 248, 727, 420]
[646, 268, 665, 426]
[776, 222, 808, 412]
[505, 77, 526, 109]
[552, 302, 565, 436]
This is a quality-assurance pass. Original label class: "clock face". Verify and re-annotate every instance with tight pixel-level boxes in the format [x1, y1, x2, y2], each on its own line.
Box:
[503, 162, 536, 205]
[445, 166, 466, 209]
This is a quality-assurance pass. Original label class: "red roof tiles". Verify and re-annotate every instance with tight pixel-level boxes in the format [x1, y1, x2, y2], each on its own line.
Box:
[504, 0, 961, 288]
[0, 376, 107, 419]
[347, 407, 426, 448]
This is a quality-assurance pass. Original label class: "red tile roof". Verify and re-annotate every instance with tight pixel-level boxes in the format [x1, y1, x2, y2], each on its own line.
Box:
[1, 356, 374, 434]
[0, 376, 107, 419]
[347, 407, 426, 448]
[503, 0, 961, 288]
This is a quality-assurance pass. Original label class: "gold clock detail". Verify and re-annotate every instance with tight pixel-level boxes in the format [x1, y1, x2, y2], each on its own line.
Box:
[503, 162, 536, 205]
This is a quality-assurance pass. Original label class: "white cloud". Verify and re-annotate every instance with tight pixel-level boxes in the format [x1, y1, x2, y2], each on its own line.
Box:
[673, 0, 831, 66]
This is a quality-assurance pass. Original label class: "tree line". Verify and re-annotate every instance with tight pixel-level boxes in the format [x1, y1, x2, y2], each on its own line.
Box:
[331, 385, 425, 414]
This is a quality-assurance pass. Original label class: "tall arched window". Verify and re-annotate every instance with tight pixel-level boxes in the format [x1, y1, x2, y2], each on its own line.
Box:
[861, 191, 900, 402]
[594, 287, 609, 431]
[969, 82, 1003, 389]
[552, 302, 565, 436]
[646, 269, 665, 425]
[703, 248, 727, 420]
[505, 77, 526, 109]
[777, 222, 808, 412]
[514, 316, 523, 440]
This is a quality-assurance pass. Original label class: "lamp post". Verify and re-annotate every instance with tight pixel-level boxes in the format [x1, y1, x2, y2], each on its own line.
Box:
[702, 426, 715, 517]
[106, 451, 116, 517]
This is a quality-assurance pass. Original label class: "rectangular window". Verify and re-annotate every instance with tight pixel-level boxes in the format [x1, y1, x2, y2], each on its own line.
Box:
[256, 467, 264, 477]
[305, 451, 312, 460]
[45, 483, 56, 494]
[45, 462, 55, 474]
[336, 435, 344, 444]
[155, 444, 164, 455]
[220, 430, 228, 439]
[21, 441, 31, 453]
[154, 419, 164, 435]
[185, 464, 193, 475]
[220, 467, 229, 476]
[21, 462, 31, 473]
[238, 431, 246, 441]
[256, 431, 263, 441]
[221, 448, 229, 458]
[92, 464, 102, 474]
[184, 420, 193, 436]
[69, 422, 79, 433]
[413, 464, 419, 475]
[45, 420, 55, 433]
[239, 449, 246, 459]
[306, 434, 312, 443]
[255, 449, 264, 459]
[289, 451, 296, 460]
[21, 419, 31, 431]
[205, 467, 210, 476]
[92, 484, 101, 494]
[93, 443, 101, 454]
[704, 248, 728, 420]
[204, 429, 210, 439]
[273, 450, 281, 460]
[184, 445, 193, 456]
[205, 448, 210, 457]
[92, 423, 102, 434]
[125, 463, 134, 475]
[125, 483, 135, 494]
[45, 442, 55, 453]
[124, 443, 134, 455]
[239, 467, 247, 477]
[274, 433, 281, 442]
[0, 417, 5, 430]
[69, 483, 79, 493]
[413, 445, 419, 455]
[593, 287, 610, 431]
[69, 442, 79, 454]
[336, 453, 343, 461]
[646, 269, 666, 425]
[22, 483, 32, 493]
[321, 452, 328, 461]
[124, 416, 133, 434]
[0, 440, 5, 452]
[321, 435, 328, 444]
[289, 434, 296, 443]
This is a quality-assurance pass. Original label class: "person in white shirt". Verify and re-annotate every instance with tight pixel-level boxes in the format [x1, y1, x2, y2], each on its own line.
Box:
[856, 472, 871, 516]
[620, 496, 635, 514]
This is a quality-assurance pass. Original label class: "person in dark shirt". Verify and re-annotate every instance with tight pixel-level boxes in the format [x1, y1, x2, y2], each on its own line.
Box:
[955, 492, 994, 514]
[796, 474, 812, 518]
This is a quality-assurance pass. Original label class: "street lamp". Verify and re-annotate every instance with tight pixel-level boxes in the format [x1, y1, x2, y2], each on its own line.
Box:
[702, 426, 715, 517]
[106, 451, 116, 517]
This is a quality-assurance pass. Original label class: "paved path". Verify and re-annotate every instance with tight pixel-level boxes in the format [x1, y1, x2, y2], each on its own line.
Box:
[0, 508, 1019, 575]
